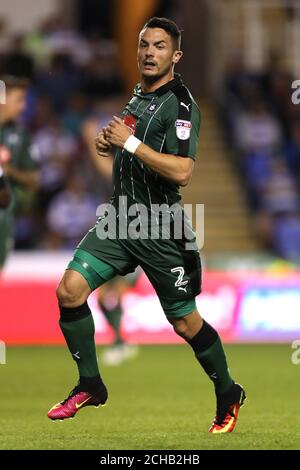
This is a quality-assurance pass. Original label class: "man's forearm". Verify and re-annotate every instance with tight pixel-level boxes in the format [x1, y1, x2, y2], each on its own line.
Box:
[105, 115, 194, 186]
[134, 142, 193, 187]
[4, 167, 38, 191]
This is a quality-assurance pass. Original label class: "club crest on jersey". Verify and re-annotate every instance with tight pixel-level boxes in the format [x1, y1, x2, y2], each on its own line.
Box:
[146, 103, 157, 113]
[175, 119, 192, 140]
[123, 114, 137, 135]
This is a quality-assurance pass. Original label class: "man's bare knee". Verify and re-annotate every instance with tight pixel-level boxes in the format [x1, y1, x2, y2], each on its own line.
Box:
[168, 310, 203, 341]
[56, 270, 91, 307]
[171, 318, 190, 339]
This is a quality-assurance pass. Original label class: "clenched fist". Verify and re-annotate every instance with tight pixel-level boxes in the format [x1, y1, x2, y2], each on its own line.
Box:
[95, 128, 113, 158]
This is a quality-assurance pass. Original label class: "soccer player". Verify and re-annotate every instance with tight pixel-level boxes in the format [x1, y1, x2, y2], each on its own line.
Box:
[0, 75, 38, 270]
[48, 17, 246, 433]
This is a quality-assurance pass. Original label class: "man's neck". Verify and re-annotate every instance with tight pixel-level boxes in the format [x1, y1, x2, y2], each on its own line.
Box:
[141, 71, 174, 94]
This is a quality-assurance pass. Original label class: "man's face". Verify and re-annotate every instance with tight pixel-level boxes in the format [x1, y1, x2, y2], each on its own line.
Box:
[137, 27, 182, 81]
[2, 88, 27, 121]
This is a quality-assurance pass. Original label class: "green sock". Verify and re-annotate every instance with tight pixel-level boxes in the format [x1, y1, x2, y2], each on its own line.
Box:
[99, 299, 123, 345]
[59, 302, 100, 377]
[188, 320, 233, 395]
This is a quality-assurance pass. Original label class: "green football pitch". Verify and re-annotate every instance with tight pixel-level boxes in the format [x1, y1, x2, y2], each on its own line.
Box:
[0, 344, 299, 450]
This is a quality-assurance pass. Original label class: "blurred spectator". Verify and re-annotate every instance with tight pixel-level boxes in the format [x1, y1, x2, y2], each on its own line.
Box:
[32, 112, 78, 210]
[243, 151, 273, 212]
[272, 213, 300, 261]
[261, 158, 300, 215]
[62, 92, 89, 137]
[252, 158, 300, 249]
[82, 53, 122, 100]
[30, 96, 56, 131]
[79, 96, 125, 200]
[224, 54, 259, 106]
[23, 27, 50, 69]
[266, 72, 293, 137]
[283, 120, 300, 182]
[221, 54, 261, 144]
[37, 53, 81, 113]
[234, 100, 282, 155]
[1, 34, 34, 79]
[44, 174, 99, 249]
[223, 50, 300, 261]
[43, 15, 92, 66]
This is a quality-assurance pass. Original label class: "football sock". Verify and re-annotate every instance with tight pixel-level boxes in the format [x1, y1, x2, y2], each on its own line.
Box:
[79, 375, 107, 397]
[59, 302, 100, 378]
[188, 320, 233, 395]
[98, 299, 123, 345]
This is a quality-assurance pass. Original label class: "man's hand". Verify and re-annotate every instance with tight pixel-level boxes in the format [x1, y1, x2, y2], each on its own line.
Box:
[1, 163, 38, 191]
[106, 116, 132, 148]
[95, 129, 113, 158]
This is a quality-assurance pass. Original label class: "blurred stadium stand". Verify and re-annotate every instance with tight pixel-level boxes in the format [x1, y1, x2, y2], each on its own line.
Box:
[1, 0, 300, 344]
[182, 98, 259, 253]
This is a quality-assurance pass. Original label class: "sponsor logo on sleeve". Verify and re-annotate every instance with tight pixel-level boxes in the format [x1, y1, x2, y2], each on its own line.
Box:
[175, 119, 192, 140]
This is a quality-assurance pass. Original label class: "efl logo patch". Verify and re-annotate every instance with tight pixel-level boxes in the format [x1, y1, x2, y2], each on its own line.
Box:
[123, 114, 137, 135]
[175, 119, 192, 140]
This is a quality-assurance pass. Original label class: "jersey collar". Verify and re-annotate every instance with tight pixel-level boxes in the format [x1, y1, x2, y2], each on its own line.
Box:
[155, 73, 182, 96]
[134, 73, 183, 98]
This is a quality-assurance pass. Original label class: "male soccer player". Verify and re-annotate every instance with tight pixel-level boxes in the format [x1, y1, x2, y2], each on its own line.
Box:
[0, 75, 38, 270]
[48, 17, 246, 433]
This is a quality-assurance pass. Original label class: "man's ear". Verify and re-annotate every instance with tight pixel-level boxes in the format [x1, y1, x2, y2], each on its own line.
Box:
[173, 50, 183, 65]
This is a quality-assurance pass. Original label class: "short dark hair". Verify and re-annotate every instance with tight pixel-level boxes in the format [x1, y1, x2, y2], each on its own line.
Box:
[142, 17, 181, 50]
[0, 75, 30, 91]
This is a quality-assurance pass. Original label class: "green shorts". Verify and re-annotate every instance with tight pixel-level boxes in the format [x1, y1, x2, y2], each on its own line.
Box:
[67, 218, 202, 318]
